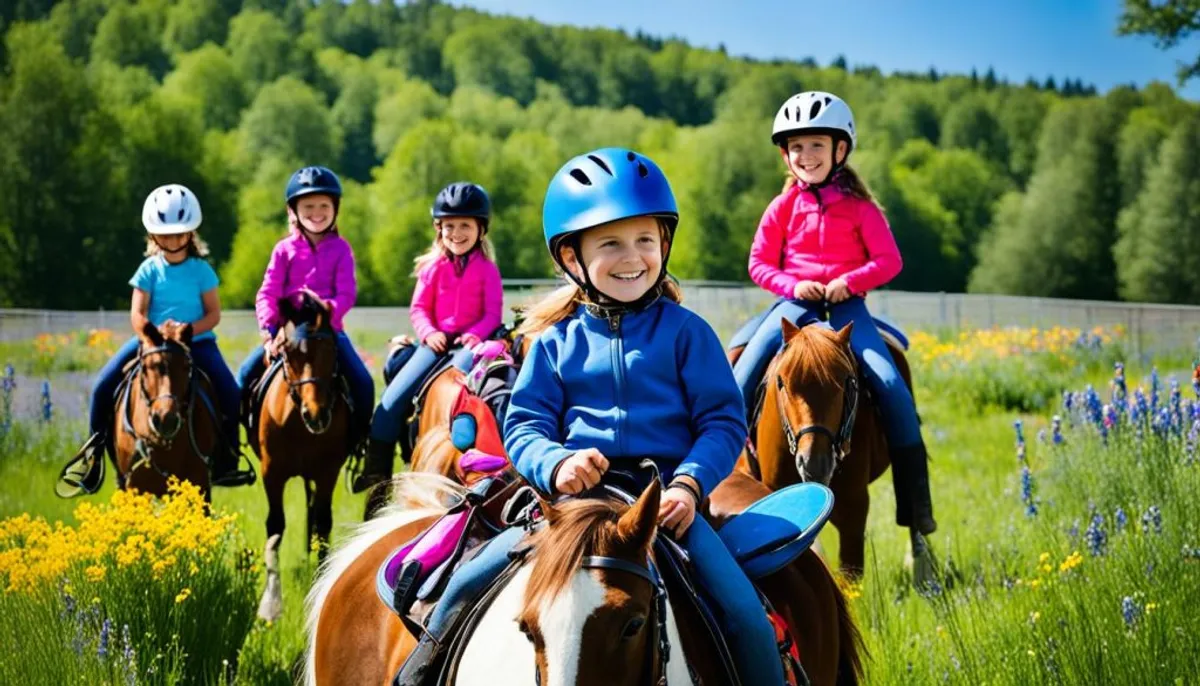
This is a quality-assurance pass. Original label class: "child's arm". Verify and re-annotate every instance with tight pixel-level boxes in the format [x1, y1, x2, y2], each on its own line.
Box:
[463, 262, 504, 341]
[130, 289, 151, 335]
[193, 290, 221, 335]
[409, 269, 439, 343]
[840, 203, 903, 295]
[326, 243, 358, 330]
[503, 337, 574, 495]
[748, 195, 801, 298]
[191, 263, 222, 335]
[674, 316, 749, 500]
[254, 243, 288, 335]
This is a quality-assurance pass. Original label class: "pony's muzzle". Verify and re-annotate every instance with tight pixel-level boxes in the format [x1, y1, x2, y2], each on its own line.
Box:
[151, 410, 182, 440]
[301, 405, 333, 434]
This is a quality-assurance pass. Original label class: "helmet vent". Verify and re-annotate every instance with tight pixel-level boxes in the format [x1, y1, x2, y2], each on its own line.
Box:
[808, 100, 823, 120]
[569, 169, 592, 186]
[626, 151, 636, 161]
[637, 162, 649, 178]
[587, 154, 613, 176]
[824, 96, 832, 105]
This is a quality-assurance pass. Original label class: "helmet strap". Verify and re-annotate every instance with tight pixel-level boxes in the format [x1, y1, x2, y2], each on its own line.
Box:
[780, 139, 849, 189]
[153, 234, 192, 255]
[554, 234, 671, 319]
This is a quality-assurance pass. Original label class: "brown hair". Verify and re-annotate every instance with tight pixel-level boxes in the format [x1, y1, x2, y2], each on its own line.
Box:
[782, 166, 880, 206]
[144, 232, 209, 259]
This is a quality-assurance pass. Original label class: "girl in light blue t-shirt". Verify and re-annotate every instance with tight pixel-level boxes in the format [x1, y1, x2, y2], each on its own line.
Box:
[65, 185, 254, 490]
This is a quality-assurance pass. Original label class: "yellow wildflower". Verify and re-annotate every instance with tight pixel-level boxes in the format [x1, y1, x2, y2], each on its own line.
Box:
[174, 588, 191, 604]
[84, 565, 106, 583]
[1059, 551, 1083, 573]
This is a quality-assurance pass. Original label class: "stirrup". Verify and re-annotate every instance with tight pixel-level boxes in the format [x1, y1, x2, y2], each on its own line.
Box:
[56, 434, 106, 498]
[212, 450, 257, 487]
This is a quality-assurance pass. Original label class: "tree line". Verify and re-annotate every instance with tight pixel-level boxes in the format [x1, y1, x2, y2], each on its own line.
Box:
[1, 0, 1198, 310]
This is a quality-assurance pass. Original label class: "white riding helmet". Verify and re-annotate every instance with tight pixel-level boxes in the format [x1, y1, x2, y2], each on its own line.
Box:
[142, 184, 202, 235]
[771, 91, 857, 158]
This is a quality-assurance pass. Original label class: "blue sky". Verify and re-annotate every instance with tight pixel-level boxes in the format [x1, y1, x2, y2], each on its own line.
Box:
[455, 0, 1200, 100]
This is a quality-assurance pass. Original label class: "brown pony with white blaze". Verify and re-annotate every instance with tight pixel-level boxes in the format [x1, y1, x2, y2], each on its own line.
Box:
[305, 474, 864, 686]
[729, 318, 936, 587]
[255, 294, 352, 622]
[114, 321, 215, 499]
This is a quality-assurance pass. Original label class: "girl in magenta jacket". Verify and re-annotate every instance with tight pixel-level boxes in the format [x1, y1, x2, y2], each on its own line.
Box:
[236, 166, 375, 449]
[352, 182, 503, 493]
[731, 91, 936, 535]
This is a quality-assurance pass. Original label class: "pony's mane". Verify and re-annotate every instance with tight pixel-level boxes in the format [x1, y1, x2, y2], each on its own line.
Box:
[776, 324, 856, 388]
[304, 473, 466, 686]
[523, 497, 630, 615]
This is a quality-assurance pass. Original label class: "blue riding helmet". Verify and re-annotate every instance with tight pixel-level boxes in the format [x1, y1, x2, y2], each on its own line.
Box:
[285, 166, 343, 206]
[542, 148, 679, 262]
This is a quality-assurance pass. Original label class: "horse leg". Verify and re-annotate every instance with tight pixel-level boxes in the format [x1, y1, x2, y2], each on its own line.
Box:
[309, 476, 336, 565]
[829, 491, 869, 580]
[257, 473, 286, 622]
[304, 479, 315, 559]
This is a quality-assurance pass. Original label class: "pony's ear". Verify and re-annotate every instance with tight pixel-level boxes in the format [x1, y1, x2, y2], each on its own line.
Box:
[279, 297, 297, 324]
[536, 493, 560, 526]
[835, 322, 854, 346]
[781, 317, 802, 343]
[616, 480, 661, 552]
[141, 320, 163, 347]
[312, 299, 330, 330]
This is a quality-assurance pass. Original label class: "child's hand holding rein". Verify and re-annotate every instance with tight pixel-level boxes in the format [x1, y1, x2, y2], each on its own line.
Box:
[660, 476, 701, 536]
[554, 448, 609, 495]
[792, 280, 826, 301]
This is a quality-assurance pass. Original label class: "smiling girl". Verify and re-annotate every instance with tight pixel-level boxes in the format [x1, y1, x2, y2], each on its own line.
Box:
[237, 166, 375, 455]
[352, 182, 503, 493]
[729, 90, 936, 535]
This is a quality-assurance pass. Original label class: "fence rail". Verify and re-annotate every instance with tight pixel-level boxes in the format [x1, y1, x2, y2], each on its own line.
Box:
[4, 282, 1199, 356]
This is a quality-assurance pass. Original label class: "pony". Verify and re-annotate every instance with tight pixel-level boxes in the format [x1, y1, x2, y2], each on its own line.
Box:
[110, 321, 217, 499]
[252, 294, 352, 621]
[730, 318, 936, 588]
[305, 473, 864, 685]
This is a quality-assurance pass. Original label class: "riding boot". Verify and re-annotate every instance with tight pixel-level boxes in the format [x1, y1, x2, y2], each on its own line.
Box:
[892, 442, 936, 535]
[212, 445, 257, 488]
[57, 432, 107, 496]
[351, 438, 395, 494]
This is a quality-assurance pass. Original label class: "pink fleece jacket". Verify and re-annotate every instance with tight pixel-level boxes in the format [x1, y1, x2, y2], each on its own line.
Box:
[410, 251, 503, 342]
[748, 183, 902, 298]
[255, 229, 357, 332]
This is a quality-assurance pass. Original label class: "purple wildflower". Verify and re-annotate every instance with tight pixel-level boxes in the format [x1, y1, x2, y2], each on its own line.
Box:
[1085, 513, 1107, 556]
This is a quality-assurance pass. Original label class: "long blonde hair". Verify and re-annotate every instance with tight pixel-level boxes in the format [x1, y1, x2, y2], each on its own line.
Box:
[783, 166, 880, 205]
[144, 232, 210, 258]
[517, 218, 682, 338]
[412, 219, 496, 276]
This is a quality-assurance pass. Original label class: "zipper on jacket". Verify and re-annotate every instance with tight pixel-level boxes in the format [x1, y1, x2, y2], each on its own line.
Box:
[609, 315, 627, 457]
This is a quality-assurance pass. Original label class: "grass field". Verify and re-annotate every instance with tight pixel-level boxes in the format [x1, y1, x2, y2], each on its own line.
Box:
[1, 324, 1198, 685]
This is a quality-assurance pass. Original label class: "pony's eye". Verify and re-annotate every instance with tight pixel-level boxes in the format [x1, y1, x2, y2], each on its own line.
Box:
[518, 619, 535, 642]
[621, 616, 646, 640]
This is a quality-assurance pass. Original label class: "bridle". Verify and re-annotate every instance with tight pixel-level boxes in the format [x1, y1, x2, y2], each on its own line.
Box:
[280, 323, 339, 434]
[773, 370, 859, 467]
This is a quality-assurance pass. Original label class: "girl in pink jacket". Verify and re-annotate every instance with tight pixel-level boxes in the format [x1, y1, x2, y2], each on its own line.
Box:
[352, 182, 503, 493]
[731, 91, 936, 536]
[237, 166, 375, 451]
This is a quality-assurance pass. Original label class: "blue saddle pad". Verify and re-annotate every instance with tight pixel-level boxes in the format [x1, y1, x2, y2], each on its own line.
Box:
[871, 314, 909, 350]
[716, 483, 834, 579]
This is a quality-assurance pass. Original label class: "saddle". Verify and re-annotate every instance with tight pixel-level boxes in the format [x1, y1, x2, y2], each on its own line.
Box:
[376, 467, 830, 686]
[384, 326, 517, 462]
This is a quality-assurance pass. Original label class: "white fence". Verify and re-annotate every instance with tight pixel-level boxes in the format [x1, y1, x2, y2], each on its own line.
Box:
[3, 282, 1199, 358]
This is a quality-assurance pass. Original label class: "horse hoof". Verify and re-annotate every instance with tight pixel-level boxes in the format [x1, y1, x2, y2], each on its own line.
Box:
[257, 573, 283, 622]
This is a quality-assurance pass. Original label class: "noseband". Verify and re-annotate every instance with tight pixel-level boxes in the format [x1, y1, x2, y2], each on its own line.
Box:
[281, 324, 339, 433]
[773, 371, 860, 466]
